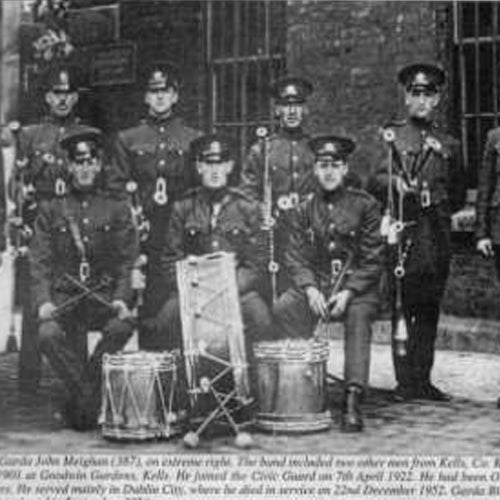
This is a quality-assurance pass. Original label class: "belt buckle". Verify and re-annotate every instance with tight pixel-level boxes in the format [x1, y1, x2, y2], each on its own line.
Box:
[331, 259, 342, 279]
[79, 260, 90, 283]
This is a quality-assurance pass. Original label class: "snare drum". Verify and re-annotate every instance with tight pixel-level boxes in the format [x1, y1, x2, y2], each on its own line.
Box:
[253, 339, 331, 433]
[99, 351, 183, 440]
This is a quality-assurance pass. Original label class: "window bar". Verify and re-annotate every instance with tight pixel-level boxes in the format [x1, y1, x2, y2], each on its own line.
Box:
[243, 0, 250, 58]
[206, 1, 216, 132]
[240, 62, 248, 162]
[264, 1, 272, 125]
[493, 2, 499, 127]
[474, 2, 481, 171]
[264, 0, 271, 56]
[219, 0, 226, 58]
[456, 3, 469, 171]
[231, 2, 240, 132]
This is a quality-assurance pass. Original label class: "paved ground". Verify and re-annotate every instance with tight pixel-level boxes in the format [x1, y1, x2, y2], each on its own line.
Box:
[1, 341, 500, 454]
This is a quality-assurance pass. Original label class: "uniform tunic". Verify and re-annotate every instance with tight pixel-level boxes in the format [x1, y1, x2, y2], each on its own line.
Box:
[476, 127, 500, 245]
[30, 188, 138, 426]
[371, 118, 465, 388]
[144, 186, 271, 352]
[273, 186, 383, 388]
[12, 116, 86, 203]
[112, 115, 201, 323]
[240, 128, 316, 297]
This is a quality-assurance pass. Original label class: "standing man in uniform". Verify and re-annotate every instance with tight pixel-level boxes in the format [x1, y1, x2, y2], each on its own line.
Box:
[273, 136, 383, 432]
[476, 123, 500, 274]
[475, 105, 500, 409]
[9, 67, 87, 390]
[30, 127, 138, 430]
[240, 76, 316, 302]
[145, 134, 271, 357]
[112, 64, 202, 349]
[370, 63, 465, 402]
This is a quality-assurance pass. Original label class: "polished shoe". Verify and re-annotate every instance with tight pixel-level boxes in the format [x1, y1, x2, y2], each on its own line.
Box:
[393, 384, 416, 402]
[340, 384, 364, 432]
[416, 383, 452, 402]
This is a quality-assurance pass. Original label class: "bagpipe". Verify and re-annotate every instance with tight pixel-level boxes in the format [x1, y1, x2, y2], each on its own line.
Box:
[380, 126, 444, 356]
[125, 180, 149, 310]
[8, 122, 36, 256]
[256, 126, 279, 304]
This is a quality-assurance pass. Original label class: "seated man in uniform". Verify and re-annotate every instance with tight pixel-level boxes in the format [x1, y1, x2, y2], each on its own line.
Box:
[30, 127, 138, 430]
[144, 134, 272, 377]
[273, 136, 383, 432]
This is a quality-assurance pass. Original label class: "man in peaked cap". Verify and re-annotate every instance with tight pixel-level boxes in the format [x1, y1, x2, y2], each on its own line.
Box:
[30, 126, 138, 430]
[368, 62, 465, 403]
[111, 63, 202, 350]
[8, 66, 90, 391]
[143, 133, 271, 384]
[240, 75, 316, 303]
[273, 135, 383, 432]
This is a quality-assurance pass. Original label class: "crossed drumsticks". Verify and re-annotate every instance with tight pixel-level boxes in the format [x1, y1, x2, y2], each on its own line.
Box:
[39, 274, 114, 322]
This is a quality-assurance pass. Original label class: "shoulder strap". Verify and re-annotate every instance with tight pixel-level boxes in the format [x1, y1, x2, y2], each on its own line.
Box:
[61, 198, 86, 261]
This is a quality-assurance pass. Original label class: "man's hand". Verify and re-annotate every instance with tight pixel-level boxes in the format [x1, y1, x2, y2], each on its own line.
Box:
[39, 302, 57, 321]
[305, 286, 328, 319]
[112, 300, 132, 320]
[327, 290, 353, 319]
[477, 238, 494, 258]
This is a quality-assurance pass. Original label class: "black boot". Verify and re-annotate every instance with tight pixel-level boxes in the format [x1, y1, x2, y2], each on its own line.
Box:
[415, 382, 452, 402]
[340, 384, 364, 432]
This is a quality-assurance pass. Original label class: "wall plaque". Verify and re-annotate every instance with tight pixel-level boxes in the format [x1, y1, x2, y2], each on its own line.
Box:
[89, 42, 136, 86]
[67, 4, 119, 46]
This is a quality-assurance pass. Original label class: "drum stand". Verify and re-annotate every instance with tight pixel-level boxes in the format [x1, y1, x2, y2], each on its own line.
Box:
[182, 373, 253, 449]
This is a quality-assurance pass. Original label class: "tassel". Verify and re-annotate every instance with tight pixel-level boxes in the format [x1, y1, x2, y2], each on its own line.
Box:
[380, 210, 391, 237]
[394, 315, 408, 357]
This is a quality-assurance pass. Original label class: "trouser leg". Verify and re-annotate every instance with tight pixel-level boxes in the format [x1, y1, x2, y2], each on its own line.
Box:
[38, 319, 85, 397]
[18, 259, 42, 391]
[411, 301, 440, 385]
[141, 296, 182, 351]
[86, 317, 134, 393]
[343, 301, 377, 390]
[272, 287, 316, 339]
[391, 300, 418, 388]
[18, 303, 42, 391]
[240, 291, 272, 397]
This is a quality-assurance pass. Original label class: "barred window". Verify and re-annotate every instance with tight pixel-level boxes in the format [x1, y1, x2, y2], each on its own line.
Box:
[206, 0, 287, 164]
[454, 1, 500, 187]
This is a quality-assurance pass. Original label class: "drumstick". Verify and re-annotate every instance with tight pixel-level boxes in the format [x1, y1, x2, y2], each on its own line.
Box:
[63, 273, 115, 310]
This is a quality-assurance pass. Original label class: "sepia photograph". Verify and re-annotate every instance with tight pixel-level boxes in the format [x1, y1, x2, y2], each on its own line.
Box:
[2, 0, 500, 497]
